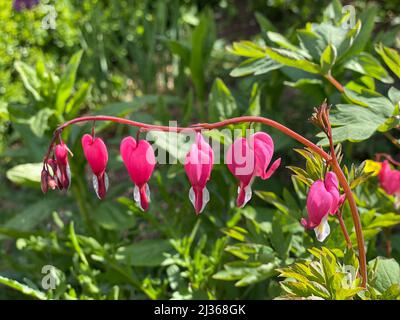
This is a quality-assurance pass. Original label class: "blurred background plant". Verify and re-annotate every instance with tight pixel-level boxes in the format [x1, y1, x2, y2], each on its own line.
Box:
[0, 0, 400, 299]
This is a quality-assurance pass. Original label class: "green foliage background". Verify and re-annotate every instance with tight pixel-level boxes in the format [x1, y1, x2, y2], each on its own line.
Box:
[1, 0, 400, 299]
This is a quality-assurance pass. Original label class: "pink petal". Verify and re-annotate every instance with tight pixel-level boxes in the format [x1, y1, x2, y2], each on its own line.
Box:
[184, 133, 214, 188]
[82, 134, 108, 176]
[226, 137, 254, 186]
[263, 158, 281, 180]
[305, 180, 333, 227]
[379, 160, 400, 195]
[120, 137, 156, 186]
[324, 172, 340, 215]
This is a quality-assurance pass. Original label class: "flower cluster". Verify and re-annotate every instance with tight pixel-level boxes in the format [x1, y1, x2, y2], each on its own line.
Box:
[42, 131, 281, 214]
[41, 141, 72, 193]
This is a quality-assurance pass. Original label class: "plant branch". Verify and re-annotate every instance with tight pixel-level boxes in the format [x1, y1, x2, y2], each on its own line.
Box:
[384, 132, 400, 149]
[337, 206, 352, 249]
[43, 113, 367, 288]
[324, 74, 345, 93]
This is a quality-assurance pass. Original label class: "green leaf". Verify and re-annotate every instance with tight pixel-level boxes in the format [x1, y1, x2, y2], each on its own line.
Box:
[267, 32, 304, 54]
[65, 82, 91, 118]
[380, 284, 400, 300]
[55, 50, 83, 114]
[6, 162, 42, 187]
[213, 261, 278, 287]
[343, 6, 377, 58]
[367, 213, 400, 229]
[323, 0, 343, 23]
[255, 12, 277, 33]
[29, 108, 54, 137]
[228, 41, 266, 58]
[208, 78, 236, 121]
[95, 202, 136, 231]
[69, 221, 89, 266]
[230, 57, 282, 77]
[0, 199, 60, 239]
[247, 83, 261, 116]
[376, 43, 400, 79]
[320, 43, 337, 74]
[297, 29, 325, 61]
[388, 87, 400, 105]
[14, 61, 41, 101]
[166, 40, 191, 66]
[265, 47, 320, 74]
[344, 88, 394, 117]
[369, 257, 400, 293]
[0, 276, 46, 300]
[190, 11, 215, 100]
[115, 239, 172, 267]
[319, 88, 395, 144]
[222, 226, 248, 242]
[344, 53, 393, 83]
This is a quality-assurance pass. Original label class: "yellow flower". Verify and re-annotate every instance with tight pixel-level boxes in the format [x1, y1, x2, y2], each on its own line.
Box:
[364, 160, 382, 176]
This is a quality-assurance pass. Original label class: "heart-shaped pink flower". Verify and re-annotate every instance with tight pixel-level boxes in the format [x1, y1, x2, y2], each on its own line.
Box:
[184, 133, 214, 214]
[82, 134, 109, 199]
[301, 171, 344, 242]
[120, 137, 156, 211]
[226, 132, 281, 207]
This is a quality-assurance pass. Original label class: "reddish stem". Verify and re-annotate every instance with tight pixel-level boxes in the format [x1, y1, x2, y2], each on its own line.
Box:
[325, 74, 345, 93]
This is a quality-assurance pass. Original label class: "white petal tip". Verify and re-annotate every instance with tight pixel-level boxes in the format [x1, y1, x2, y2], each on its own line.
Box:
[314, 216, 330, 242]
[92, 172, 109, 199]
[133, 184, 150, 211]
[189, 187, 210, 214]
[237, 185, 252, 208]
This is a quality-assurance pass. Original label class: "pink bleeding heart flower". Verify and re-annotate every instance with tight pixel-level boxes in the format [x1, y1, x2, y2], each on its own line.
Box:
[378, 160, 400, 196]
[301, 172, 344, 242]
[120, 137, 156, 211]
[55, 142, 71, 190]
[226, 132, 281, 208]
[184, 133, 214, 215]
[82, 134, 109, 200]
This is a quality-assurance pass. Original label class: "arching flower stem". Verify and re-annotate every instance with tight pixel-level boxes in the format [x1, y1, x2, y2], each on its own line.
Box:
[43, 113, 367, 287]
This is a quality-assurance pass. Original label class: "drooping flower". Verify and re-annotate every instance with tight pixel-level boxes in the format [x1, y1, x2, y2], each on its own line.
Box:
[54, 142, 71, 190]
[378, 160, 400, 196]
[301, 172, 344, 242]
[45, 158, 59, 190]
[184, 133, 214, 214]
[120, 137, 156, 211]
[82, 134, 109, 200]
[13, 0, 39, 11]
[226, 132, 281, 208]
